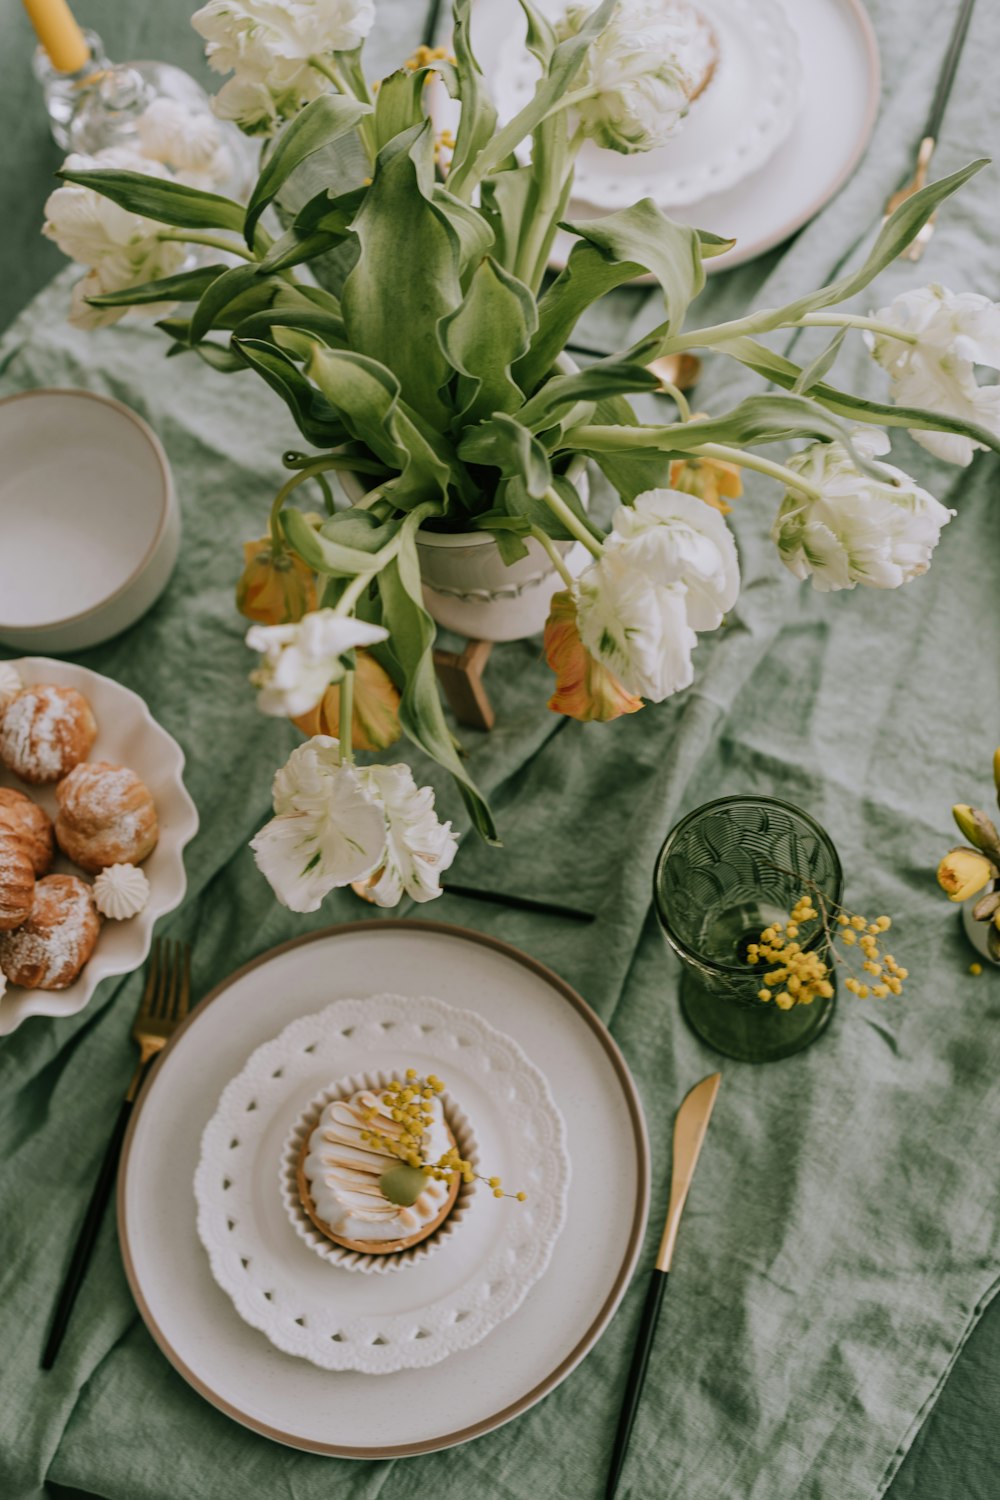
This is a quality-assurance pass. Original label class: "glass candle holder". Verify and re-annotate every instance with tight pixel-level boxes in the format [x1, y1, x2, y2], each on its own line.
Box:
[654, 795, 844, 1063]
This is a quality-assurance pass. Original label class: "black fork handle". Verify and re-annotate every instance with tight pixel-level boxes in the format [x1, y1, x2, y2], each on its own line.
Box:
[41, 1059, 148, 1370]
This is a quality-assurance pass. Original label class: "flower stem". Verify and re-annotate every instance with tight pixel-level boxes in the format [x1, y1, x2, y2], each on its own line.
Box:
[542, 487, 603, 558]
[657, 381, 692, 421]
[339, 670, 355, 763]
[690, 444, 823, 502]
[156, 230, 256, 262]
[308, 54, 376, 166]
[797, 312, 919, 344]
[529, 525, 577, 589]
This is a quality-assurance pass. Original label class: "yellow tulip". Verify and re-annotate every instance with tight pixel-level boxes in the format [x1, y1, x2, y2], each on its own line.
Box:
[293, 648, 401, 751]
[993, 747, 1000, 795]
[236, 538, 317, 625]
[669, 420, 743, 515]
[937, 846, 997, 903]
[543, 590, 643, 723]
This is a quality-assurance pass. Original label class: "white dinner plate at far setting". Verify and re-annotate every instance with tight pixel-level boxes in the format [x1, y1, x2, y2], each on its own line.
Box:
[0, 658, 199, 1035]
[472, 0, 881, 273]
[494, 0, 802, 211]
[119, 922, 650, 1457]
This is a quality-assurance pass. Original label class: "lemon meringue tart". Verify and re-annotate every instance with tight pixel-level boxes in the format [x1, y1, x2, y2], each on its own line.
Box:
[297, 1077, 463, 1256]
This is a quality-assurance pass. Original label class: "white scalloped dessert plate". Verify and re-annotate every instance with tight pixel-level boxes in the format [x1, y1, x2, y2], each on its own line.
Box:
[0, 658, 199, 1034]
[492, 0, 801, 210]
[120, 922, 649, 1455]
[195, 995, 569, 1371]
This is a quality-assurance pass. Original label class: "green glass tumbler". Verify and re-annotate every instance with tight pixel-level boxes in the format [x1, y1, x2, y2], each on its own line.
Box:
[653, 795, 844, 1063]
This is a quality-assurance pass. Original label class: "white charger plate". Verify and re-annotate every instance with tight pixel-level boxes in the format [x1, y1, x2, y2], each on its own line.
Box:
[0, 658, 199, 1035]
[473, 0, 880, 273]
[119, 922, 650, 1456]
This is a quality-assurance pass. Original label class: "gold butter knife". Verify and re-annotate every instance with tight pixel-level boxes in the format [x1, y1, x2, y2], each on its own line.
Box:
[605, 1072, 722, 1500]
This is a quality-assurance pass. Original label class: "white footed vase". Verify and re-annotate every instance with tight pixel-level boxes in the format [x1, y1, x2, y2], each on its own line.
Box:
[340, 452, 591, 644]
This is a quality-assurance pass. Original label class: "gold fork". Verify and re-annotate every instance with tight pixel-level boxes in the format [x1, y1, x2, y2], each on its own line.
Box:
[884, 136, 937, 263]
[883, 0, 979, 262]
[41, 938, 192, 1369]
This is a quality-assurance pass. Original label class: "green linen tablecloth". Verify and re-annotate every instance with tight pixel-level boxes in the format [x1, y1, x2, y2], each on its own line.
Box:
[1, 2, 999, 1498]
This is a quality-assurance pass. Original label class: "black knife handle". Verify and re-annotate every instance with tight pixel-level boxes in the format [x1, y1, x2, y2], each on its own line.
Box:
[605, 1269, 669, 1500]
[41, 1096, 134, 1370]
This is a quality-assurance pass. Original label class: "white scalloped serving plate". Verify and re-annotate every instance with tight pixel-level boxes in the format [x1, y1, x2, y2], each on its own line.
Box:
[0, 657, 199, 1034]
[493, 0, 801, 210]
[195, 995, 569, 1371]
[119, 922, 649, 1455]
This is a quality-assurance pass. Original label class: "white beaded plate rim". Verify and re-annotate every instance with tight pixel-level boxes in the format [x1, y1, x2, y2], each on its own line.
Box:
[194, 993, 571, 1373]
[491, 0, 801, 209]
[0, 657, 199, 1035]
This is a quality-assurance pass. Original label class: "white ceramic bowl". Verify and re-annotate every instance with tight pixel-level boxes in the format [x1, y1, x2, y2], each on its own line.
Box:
[0, 657, 199, 1034]
[0, 389, 180, 653]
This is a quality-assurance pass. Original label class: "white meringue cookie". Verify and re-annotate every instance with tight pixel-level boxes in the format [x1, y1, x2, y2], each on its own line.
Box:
[93, 862, 150, 920]
[0, 662, 23, 715]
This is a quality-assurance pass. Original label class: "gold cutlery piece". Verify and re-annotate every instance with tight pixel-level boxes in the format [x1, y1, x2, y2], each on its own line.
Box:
[605, 1072, 722, 1499]
[883, 0, 978, 262]
[41, 938, 192, 1368]
[885, 136, 937, 262]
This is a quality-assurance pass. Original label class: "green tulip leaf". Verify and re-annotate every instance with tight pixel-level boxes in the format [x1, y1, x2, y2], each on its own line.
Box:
[517, 202, 720, 393]
[341, 122, 461, 429]
[189, 262, 273, 343]
[439, 257, 537, 423]
[378, 519, 500, 845]
[244, 93, 372, 246]
[307, 344, 466, 507]
[56, 166, 245, 233]
[443, 0, 500, 194]
[585, 396, 673, 501]
[85, 264, 229, 308]
[517, 356, 661, 431]
[232, 337, 347, 447]
[716, 335, 1000, 457]
[373, 68, 429, 151]
[459, 412, 552, 498]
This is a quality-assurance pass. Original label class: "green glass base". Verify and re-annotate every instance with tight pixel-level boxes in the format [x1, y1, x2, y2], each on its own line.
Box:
[679, 973, 837, 1063]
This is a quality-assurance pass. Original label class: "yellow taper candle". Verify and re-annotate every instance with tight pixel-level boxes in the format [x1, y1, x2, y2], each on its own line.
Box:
[22, 0, 90, 73]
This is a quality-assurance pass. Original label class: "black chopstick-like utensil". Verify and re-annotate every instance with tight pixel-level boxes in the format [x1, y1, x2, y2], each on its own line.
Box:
[444, 882, 596, 922]
[924, 0, 978, 144]
[605, 1073, 721, 1500]
[421, 0, 444, 48]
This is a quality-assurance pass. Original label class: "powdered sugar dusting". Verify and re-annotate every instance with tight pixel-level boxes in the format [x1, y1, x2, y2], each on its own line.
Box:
[0, 876, 99, 989]
[0, 663, 23, 716]
[0, 686, 93, 781]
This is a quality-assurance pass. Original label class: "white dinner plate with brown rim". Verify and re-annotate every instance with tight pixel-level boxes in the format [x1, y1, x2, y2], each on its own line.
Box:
[471, 0, 881, 273]
[118, 920, 650, 1457]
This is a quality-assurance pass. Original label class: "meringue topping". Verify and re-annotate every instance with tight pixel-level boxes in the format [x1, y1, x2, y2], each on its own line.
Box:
[303, 1087, 453, 1243]
[93, 862, 150, 920]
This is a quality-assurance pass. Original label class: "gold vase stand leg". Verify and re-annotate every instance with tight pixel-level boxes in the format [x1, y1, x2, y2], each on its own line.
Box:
[433, 639, 495, 732]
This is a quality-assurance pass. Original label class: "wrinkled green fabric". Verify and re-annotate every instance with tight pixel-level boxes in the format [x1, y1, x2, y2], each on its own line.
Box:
[1, 2, 999, 1499]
